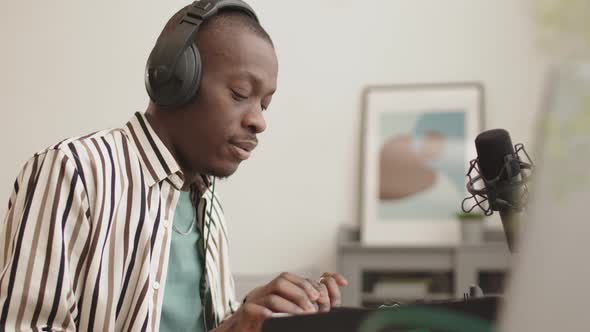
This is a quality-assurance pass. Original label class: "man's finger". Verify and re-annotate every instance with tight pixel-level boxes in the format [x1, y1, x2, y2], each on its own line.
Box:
[268, 274, 317, 313]
[262, 294, 306, 314]
[277, 272, 320, 302]
[321, 272, 348, 286]
[315, 282, 330, 312]
[320, 276, 342, 307]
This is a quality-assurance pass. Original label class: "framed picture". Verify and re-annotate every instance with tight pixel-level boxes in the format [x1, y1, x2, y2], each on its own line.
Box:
[360, 83, 484, 246]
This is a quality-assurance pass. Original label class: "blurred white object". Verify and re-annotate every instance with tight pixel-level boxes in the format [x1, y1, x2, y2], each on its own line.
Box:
[460, 221, 484, 245]
[529, 0, 590, 58]
[372, 279, 430, 299]
[500, 63, 590, 331]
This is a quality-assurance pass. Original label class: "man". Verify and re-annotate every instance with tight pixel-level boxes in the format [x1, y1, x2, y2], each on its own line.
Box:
[0, 1, 347, 331]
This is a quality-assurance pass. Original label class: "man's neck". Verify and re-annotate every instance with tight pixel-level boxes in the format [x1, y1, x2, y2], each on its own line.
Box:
[145, 104, 205, 192]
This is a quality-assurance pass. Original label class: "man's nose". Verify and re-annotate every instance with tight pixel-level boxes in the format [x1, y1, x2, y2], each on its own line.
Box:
[242, 107, 267, 134]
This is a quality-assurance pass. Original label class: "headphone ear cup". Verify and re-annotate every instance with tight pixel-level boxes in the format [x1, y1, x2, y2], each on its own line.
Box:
[176, 43, 202, 106]
[146, 43, 202, 108]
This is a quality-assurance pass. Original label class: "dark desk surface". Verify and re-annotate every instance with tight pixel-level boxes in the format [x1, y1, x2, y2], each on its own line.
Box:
[262, 296, 500, 332]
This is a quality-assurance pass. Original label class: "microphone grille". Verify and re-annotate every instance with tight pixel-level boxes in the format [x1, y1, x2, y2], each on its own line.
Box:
[475, 129, 517, 181]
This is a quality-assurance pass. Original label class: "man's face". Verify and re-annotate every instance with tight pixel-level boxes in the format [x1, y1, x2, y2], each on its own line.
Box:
[171, 28, 278, 178]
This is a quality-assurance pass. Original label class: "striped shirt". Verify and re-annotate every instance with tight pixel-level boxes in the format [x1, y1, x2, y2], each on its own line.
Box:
[0, 112, 238, 331]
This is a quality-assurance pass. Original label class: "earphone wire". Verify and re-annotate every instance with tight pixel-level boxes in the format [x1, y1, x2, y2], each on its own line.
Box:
[201, 176, 216, 331]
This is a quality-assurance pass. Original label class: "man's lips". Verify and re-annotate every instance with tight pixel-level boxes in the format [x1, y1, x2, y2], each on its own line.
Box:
[230, 140, 257, 152]
[229, 139, 257, 160]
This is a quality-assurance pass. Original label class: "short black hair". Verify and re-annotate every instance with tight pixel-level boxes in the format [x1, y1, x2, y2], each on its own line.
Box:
[158, 5, 274, 48]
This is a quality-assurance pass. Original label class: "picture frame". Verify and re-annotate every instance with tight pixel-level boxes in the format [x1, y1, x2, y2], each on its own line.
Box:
[360, 83, 484, 246]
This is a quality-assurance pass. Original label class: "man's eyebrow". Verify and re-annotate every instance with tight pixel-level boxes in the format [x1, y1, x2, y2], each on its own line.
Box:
[233, 71, 276, 95]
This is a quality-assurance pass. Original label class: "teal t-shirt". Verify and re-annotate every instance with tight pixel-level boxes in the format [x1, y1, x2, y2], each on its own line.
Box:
[160, 191, 206, 332]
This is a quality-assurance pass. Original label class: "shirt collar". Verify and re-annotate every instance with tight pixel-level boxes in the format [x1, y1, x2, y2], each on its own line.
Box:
[124, 112, 185, 190]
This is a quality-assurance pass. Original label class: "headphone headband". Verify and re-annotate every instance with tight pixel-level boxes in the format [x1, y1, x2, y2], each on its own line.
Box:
[145, 0, 258, 107]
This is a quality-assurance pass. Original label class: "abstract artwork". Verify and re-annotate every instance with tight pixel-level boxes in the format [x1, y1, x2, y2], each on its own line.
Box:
[360, 83, 484, 245]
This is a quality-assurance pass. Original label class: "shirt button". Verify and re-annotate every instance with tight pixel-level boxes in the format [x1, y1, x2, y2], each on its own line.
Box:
[162, 219, 169, 229]
[153, 282, 160, 290]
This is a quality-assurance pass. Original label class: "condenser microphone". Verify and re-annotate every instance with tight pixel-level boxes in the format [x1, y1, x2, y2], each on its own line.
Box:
[463, 129, 534, 252]
[476, 129, 521, 251]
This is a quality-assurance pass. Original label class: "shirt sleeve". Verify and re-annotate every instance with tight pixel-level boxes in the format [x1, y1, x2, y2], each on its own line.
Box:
[0, 149, 91, 331]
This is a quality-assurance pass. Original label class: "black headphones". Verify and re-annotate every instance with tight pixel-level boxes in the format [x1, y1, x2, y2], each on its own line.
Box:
[145, 0, 258, 108]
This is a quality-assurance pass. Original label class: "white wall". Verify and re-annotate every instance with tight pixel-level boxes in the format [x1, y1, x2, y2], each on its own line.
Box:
[0, 0, 548, 276]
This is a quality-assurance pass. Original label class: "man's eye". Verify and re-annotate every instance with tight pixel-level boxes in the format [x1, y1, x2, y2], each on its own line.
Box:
[231, 90, 248, 100]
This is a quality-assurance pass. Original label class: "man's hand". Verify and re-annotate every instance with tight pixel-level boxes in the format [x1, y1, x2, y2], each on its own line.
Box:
[244, 271, 348, 315]
[213, 272, 348, 332]
[244, 272, 322, 314]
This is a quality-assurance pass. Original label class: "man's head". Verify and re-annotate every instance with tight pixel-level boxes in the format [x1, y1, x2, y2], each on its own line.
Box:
[147, 5, 278, 180]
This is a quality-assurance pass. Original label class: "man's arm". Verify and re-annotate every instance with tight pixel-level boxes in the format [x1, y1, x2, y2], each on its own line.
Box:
[0, 149, 91, 331]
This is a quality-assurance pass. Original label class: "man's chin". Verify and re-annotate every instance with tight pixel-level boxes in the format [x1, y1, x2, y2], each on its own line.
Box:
[207, 162, 240, 179]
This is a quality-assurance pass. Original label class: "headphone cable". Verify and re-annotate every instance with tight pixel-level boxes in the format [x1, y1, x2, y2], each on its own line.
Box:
[201, 176, 216, 331]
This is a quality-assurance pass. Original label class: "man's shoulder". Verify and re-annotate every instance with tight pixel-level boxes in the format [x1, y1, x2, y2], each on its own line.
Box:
[33, 126, 134, 170]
